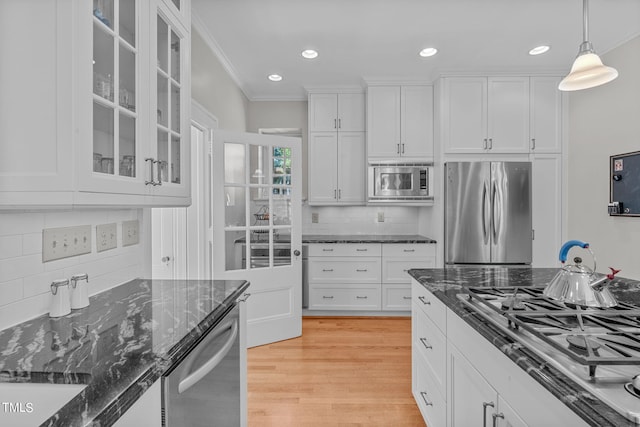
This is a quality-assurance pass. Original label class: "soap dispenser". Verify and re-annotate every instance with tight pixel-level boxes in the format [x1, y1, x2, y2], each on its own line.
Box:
[70, 273, 90, 309]
[49, 279, 71, 318]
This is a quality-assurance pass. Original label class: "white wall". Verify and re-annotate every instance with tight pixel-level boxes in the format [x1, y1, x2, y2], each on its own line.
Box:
[567, 35, 640, 279]
[0, 209, 144, 329]
[191, 29, 248, 131]
[302, 205, 422, 235]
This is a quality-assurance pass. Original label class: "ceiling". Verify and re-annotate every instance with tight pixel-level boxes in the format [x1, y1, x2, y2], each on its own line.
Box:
[191, 0, 640, 101]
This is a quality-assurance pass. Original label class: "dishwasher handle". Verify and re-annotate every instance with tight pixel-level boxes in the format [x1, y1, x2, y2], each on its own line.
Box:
[178, 318, 238, 394]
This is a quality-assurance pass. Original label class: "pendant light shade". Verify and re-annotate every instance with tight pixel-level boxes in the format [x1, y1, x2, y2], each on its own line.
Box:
[559, 0, 618, 91]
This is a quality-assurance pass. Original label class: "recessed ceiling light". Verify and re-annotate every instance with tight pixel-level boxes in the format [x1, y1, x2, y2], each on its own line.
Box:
[301, 49, 318, 59]
[268, 74, 283, 82]
[419, 47, 438, 57]
[529, 45, 550, 56]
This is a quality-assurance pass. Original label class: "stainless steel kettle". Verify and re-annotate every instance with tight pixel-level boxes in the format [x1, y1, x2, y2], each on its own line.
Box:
[543, 240, 620, 308]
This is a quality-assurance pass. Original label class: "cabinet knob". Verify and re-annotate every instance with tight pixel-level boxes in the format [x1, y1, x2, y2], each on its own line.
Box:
[162, 256, 171, 263]
[293, 249, 301, 256]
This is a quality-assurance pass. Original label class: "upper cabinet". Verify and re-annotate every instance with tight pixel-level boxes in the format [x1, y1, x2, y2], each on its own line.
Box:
[367, 85, 434, 160]
[308, 93, 365, 132]
[0, 0, 191, 209]
[441, 76, 562, 155]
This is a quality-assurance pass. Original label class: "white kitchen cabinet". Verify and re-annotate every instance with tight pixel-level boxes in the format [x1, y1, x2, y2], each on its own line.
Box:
[412, 281, 588, 427]
[442, 77, 529, 154]
[529, 76, 563, 153]
[382, 243, 435, 311]
[308, 93, 365, 132]
[0, 0, 191, 209]
[531, 154, 563, 267]
[367, 85, 434, 160]
[112, 380, 161, 427]
[307, 131, 365, 205]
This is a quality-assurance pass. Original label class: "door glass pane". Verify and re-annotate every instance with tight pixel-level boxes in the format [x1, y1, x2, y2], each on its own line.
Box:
[226, 230, 245, 271]
[171, 0, 180, 10]
[157, 16, 168, 73]
[273, 146, 292, 186]
[250, 144, 268, 185]
[249, 241, 271, 269]
[93, 103, 114, 174]
[119, 46, 136, 111]
[224, 143, 245, 184]
[171, 30, 180, 82]
[119, 113, 135, 177]
[119, 0, 135, 46]
[274, 239, 291, 267]
[157, 130, 168, 182]
[93, 25, 114, 102]
[225, 187, 246, 227]
[171, 83, 180, 132]
[273, 196, 292, 226]
[157, 74, 168, 127]
[171, 135, 180, 183]
[93, 0, 114, 30]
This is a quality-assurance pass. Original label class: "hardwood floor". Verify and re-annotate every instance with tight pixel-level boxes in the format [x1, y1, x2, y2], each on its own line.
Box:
[247, 317, 426, 427]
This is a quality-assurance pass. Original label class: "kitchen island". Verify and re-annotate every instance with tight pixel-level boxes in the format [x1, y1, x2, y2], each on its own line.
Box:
[409, 267, 640, 427]
[0, 278, 249, 426]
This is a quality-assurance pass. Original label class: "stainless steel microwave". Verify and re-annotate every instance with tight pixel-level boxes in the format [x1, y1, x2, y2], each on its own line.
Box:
[367, 163, 434, 202]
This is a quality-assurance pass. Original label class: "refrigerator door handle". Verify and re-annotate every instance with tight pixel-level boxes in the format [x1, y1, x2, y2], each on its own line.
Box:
[491, 181, 498, 242]
[482, 182, 489, 244]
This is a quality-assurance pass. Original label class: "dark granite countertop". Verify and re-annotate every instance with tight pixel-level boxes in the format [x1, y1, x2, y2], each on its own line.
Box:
[234, 234, 437, 244]
[408, 267, 640, 427]
[0, 278, 249, 427]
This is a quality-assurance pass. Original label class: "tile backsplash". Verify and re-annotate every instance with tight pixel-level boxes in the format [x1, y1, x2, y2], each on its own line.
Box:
[0, 209, 145, 330]
[302, 204, 421, 235]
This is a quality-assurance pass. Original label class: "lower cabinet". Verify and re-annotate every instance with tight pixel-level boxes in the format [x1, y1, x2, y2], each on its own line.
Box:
[411, 280, 589, 427]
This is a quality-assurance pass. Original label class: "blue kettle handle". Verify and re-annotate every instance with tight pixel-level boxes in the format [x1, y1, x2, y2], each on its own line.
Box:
[558, 240, 589, 263]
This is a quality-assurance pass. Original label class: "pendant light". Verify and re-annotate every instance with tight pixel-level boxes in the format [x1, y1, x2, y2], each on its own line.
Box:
[558, 0, 618, 91]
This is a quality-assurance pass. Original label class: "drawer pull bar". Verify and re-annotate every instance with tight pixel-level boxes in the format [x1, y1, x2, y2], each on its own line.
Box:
[322, 269, 334, 272]
[420, 391, 433, 406]
[404, 249, 416, 252]
[418, 296, 431, 305]
[356, 296, 368, 299]
[322, 296, 334, 299]
[322, 248, 334, 252]
[419, 338, 432, 350]
[492, 412, 504, 427]
[356, 248, 368, 252]
[483, 402, 495, 427]
[403, 296, 411, 300]
[356, 269, 368, 272]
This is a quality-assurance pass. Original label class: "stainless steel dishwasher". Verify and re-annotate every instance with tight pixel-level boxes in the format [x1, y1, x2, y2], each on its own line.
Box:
[162, 304, 242, 426]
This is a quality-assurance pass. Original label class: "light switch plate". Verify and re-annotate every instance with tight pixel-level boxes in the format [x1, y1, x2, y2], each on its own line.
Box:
[122, 220, 139, 247]
[96, 223, 117, 252]
[43, 225, 92, 262]
[311, 212, 319, 223]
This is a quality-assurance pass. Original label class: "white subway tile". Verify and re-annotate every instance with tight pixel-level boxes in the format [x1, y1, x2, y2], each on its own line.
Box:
[0, 254, 44, 283]
[23, 271, 60, 298]
[0, 213, 45, 236]
[0, 279, 23, 307]
[0, 293, 50, 330]
[22, 233, 42, 255]
[0, 235, 22, 259]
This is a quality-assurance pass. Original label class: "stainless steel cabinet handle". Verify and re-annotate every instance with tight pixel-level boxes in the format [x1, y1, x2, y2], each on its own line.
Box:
[338, 189, 341, 199]
[334, 118, 337, 129]
[334, 189, 337, 199]
[356, 296, 368, 299]
[483, 402, 495, 427]
[483, 138, 487, 149]
[178, 319, 238, 394]
[403, 296, 411, 300]
[488, 138, 493, 149]
[403, 249, 415, 252]
[531, 138, 536, 150]
[154, 160, 163, 186]
[338, 118, 341, 129]
[145, 158, 155, 185]
[237, 293, 251, 302]
[322, 269, 334, 272]
[397, 143, 400, 154]
[402, 143, 405, 154]
[322, 248, 334, 252]
[419, 337, 432, 349]
[492, 412, 504, 427]
[356, 269, 368, 272]
[356, 249, 368, 252]
[418, 296, 431, 305]
[323, 296, 334, 299]
[420, 391, 433, 406]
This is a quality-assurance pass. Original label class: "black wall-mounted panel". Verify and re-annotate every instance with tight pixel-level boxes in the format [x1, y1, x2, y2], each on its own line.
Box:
[610, 150, 640, 216]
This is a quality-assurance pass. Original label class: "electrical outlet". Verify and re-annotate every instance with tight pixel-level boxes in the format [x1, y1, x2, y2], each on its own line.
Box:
[122, 220, 139, 247]
[96, 223, 117, 252]
[42, 225, 92, 262]
[377, 212, 385, 222]
[311, 212, 319, 224]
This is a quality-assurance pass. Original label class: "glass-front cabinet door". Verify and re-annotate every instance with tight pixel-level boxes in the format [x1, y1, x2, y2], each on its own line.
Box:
[151, 2, 190, 198]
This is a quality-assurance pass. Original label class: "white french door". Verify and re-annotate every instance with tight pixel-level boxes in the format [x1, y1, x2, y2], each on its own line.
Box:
[212, 130, 302, 347]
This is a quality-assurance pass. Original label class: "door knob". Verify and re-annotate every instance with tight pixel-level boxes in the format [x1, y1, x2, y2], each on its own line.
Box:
[162, 256, 171, 263]
[293, 250, 301, 256]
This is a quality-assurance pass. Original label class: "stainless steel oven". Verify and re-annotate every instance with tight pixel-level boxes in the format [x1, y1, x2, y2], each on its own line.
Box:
[241, 242, 291, 268]
[368, 163, 433, 202]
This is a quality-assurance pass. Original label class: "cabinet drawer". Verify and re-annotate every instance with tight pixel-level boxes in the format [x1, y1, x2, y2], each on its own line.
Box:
[382, 284, 412, 311]
[382, 243, 435, 258]
[309, 285, 381, 310]
[414, 349, 446, 426]
[308, 257, 381, 283]
[413, 306, 446, 391]
[411, 279, 446, 332]
[383, 259, 435, 283]
[308, 243, 381, 257]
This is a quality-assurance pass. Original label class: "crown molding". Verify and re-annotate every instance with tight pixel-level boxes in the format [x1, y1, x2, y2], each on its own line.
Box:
[191, 13, 253, 100]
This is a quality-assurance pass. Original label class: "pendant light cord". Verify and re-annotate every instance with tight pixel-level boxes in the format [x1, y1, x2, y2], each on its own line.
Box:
[583, 0, 589, 43]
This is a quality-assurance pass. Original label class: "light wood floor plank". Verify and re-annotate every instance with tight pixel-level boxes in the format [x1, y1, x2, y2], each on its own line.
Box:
[248, 317, 426, 427]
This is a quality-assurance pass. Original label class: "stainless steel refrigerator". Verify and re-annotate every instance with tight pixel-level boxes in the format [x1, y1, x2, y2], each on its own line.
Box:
[445, 161, 532, 265]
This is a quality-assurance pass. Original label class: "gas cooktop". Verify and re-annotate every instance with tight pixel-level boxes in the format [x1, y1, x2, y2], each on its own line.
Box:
[459, 285, 640, 425]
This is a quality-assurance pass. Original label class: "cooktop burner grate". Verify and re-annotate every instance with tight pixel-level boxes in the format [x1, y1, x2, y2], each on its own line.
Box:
[464, 286, 640, 376]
